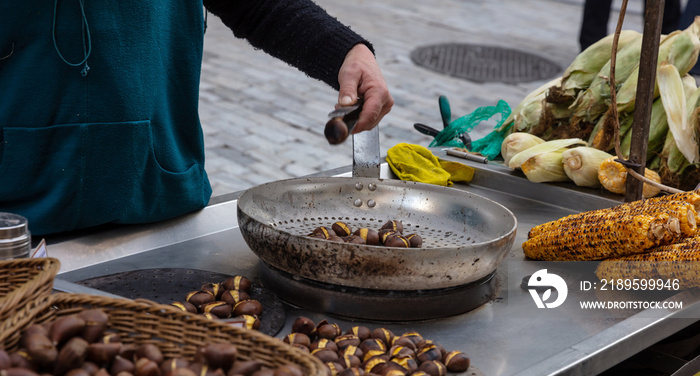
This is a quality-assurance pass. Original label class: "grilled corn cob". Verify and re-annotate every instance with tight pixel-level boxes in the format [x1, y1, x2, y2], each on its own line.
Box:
[528, 197, 698, 239]
[596, 236, 700, 287]
[523, 213, 674, 261]
[636, 190, 700, 210]
[598, 157, 661, 198]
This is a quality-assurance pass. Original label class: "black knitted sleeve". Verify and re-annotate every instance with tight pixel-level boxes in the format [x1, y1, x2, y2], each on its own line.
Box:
[202, 0, 374, 90]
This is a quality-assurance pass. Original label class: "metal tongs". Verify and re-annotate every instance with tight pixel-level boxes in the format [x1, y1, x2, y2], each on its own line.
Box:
[324, 98, 364, 145]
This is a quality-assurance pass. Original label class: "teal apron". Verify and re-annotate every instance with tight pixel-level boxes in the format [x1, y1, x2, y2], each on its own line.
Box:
[0, 1, 212, 235]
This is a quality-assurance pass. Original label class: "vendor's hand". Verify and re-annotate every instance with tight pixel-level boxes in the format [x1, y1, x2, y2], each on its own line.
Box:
[337, 43, 393, 134]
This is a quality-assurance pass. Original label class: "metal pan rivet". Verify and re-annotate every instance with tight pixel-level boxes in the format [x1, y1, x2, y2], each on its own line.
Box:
[367, 199, 376, 208]
[353, 199, 363, 207]
[368, 183, 377, 191]
[355, 183, 364, 191]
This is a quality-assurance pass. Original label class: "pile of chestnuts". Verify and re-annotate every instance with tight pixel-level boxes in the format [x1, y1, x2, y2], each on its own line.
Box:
[282, 316, 471, 376]
[170, 275, 262, 331]
[0, 308, 304, 376]
[307, 220, 423, 248]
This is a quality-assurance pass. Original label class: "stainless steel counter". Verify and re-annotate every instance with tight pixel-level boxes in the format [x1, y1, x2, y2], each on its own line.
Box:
[47, 157, 700, 376]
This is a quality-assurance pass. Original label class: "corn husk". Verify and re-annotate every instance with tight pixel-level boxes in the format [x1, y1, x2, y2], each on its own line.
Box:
[620, 98, 668, 160]
[521, 150, 572, 183]
[562, 147, 614, 187]
[501, 133, 545, 166]
[658, 63, 699, 164]
[615, 20, 700, 114]
[508, 138, 587, 169]
[570, 35, 645, 123]
[499, 77, 561, 134]
[588, 110, 633, 152]
[683, 73, 699, 94]
[548, 30, 642, 103]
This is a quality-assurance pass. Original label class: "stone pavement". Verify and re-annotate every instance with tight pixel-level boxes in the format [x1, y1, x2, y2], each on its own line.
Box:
[199, 0, 648, 197]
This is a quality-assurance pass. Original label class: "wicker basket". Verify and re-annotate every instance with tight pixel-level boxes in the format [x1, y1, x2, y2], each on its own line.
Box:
[0, 293, 328, 376]
[0, 257, 60, 348]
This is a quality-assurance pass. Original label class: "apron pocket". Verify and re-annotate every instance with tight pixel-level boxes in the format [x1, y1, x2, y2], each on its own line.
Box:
[0, 120, 209, 234]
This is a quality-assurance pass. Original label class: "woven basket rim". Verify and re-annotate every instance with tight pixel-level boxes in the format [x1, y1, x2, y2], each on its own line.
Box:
[0, 257, 60, 313]
[4, 292, 328, 376]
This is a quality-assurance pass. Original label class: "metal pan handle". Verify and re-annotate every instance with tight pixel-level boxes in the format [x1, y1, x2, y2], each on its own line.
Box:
[352, 126, 380, 178]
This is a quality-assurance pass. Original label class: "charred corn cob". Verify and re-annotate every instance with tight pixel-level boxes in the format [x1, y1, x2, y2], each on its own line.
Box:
[523, 213, 676, 261]
[596, 236, 700, 287]
[528, 198, 697, 239]
[636, 191, 700, 210]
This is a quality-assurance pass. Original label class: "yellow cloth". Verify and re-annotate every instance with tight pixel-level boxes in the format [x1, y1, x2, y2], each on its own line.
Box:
[386, 143, 475, 186]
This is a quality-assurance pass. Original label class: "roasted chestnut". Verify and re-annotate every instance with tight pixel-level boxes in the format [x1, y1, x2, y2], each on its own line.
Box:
[110, 355, 135, 376]
[386, 355, 417, 373]
[160, 358, 190, 375]
[202, 302, 232, 319]
[388, 345, 414, 359]
[311, 349, 339, 363]
[332, 222, 353, 237]
[232, 299, 263, 317]
[339, 345, 363, 359]
[229, 360, 263, 376]
[397, 332, 423, 347]
[353, 228, 380, 246]
[347, 326, 372, 341]
[359, 338, 386, 354]
[171, 301, 198, 314]
[380, 220, 403, 234]
[309, 339, 339, 353]
[283, 333, 311, 348]
[378, 230, 398, 245]
[221, 276, 252, 293]
[325, 361, 344, 376]
[405, 234, 423, 248]
[362, 356, 387, 374]
[195, 343, 237, 372]
[339, 355, 362, 369]
[54, 337, 89, 376]
[309, 227, 336, 239]
[239, 314, 261, 330]
[200, 283, 223, 300]
[343, 235, 366, 244]
[338, 367, 364, 376]
[185, 291, 216, 310]
[79, 309, 109, 343]
[416, 344, 441, 363]
[86, 342, 121, 366]
[291, 317, 315, 336]
[134, 343, 164, 364]
[383, 235, 410, 248]
[371, 328, 395, 346]
[134, 357, 160, 376]
[49, 315, 86, 346]
[316, 323, 342, 340]
[417, 360, 446, 376]
[335, 335, 361, 350]
[391, 337, 417, 352]
[442, 351, 470, 372]
[292, 344, 310, 353]
[220, 290, 251, 306]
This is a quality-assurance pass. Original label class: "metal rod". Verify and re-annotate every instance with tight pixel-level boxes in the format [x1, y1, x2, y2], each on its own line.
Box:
[624, 0, 665, 202]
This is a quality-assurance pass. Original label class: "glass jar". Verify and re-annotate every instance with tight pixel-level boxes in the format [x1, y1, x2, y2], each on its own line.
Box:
[0, 212, 31, 260]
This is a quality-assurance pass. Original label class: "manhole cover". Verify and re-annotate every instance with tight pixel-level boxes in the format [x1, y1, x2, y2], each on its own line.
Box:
[410, 43, 562, 84]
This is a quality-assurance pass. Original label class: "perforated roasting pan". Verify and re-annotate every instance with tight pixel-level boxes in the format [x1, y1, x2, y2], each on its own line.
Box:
[236, 129, 517, 290]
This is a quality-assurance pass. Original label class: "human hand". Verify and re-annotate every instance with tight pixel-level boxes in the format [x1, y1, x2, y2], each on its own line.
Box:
[337, 44, 393, 134]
